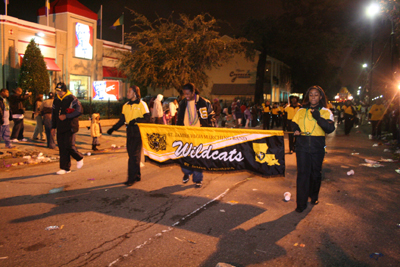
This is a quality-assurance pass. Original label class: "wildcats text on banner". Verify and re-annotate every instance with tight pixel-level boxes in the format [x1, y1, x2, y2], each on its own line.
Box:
[137, 124, 285, 177]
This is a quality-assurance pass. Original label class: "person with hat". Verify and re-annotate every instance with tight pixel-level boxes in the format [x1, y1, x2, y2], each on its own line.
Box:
[40, 92, 56, 149]
[51, 82, 84, 174]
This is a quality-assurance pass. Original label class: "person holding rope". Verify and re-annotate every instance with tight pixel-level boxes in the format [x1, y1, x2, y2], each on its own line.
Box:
[291, 85, 335, 213]
[107, 86, 150, 186]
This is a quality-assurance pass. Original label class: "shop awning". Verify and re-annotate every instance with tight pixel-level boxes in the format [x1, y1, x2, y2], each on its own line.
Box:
[211, 84, 255, 95]
[44, 58, 61, 71]
[103, 66, 127, 79]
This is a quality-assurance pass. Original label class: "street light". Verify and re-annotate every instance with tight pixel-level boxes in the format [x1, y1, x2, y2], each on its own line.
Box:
[362, 63, 368, 68]
[366, 3, 380, 18]
[365, 2, 380, 104]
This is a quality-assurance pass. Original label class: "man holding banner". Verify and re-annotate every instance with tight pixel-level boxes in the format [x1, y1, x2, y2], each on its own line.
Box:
[176, 83, 215, 187]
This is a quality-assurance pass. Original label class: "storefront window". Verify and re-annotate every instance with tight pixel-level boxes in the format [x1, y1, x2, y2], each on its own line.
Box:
[70, 75, 90, 99]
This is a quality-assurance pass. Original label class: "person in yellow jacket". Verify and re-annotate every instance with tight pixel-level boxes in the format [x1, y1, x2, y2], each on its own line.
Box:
[107, 86, 150, 186]
[344, 100, 357, 135]
[271, 102, 280, 129]
[285, 96, 301, 153]
[292, 85, 335, 213]
[368, 99, 385, 139]
[262, 101, 271, 130]
[90, 113, 102, 151]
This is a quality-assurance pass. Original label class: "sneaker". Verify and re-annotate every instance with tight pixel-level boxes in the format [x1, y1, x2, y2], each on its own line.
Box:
[182, 174, 189, 184]
[56, 169, 71, 175]
[124, 181, 135, 186]
[6, 145, 15, 149]
[19, 138, 28, 142]
[11, 139, 19, 143]
[77, 159, 84, 169]
[195, 182, 202, 188]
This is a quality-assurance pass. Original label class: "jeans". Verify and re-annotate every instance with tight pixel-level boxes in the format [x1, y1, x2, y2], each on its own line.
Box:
[0, 125, 11, 147]
[181, 167, 203, 183]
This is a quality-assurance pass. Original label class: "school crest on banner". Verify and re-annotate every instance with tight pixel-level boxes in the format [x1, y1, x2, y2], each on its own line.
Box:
[137, 124, 285, 177]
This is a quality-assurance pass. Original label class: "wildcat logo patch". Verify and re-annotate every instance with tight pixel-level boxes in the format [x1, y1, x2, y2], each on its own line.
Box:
[147, 133, 167, 152]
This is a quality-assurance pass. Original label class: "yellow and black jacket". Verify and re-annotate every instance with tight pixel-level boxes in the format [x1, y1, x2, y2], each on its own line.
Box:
[110, 99, 150, 131]
[292, 104, 335, 153]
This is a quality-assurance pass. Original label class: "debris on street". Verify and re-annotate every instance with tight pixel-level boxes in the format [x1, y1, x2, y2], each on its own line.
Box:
[48, 186, 64, 194]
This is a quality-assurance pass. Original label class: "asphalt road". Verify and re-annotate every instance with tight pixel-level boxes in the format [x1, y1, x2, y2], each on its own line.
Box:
[0, 122, 399, 267]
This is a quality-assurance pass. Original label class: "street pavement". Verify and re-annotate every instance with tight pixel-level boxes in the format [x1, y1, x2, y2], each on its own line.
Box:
[0, 119, 399, 267]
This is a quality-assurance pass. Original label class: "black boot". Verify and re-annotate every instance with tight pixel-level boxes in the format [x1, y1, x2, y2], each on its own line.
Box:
[92, 144, 98, 151]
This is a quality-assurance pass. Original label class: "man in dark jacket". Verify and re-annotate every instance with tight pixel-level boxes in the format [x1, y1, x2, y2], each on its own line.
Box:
[0, 88, 13, 148]
[51, 82, 84, 175]
[177, 83, 215, 187]
[9, 87, 31, 142]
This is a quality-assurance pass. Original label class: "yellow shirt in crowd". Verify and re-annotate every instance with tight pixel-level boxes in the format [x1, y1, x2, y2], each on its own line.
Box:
[262, 104, 271, 113]
[344, 106, 354, 116]
[285, 105, 300, 120]
[369, 104, 385, 121]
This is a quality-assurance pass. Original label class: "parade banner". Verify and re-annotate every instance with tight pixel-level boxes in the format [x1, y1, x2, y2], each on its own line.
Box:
[137, 124, 285, 177]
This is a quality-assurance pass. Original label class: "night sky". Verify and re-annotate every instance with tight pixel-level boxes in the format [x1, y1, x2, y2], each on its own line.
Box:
[0, 0, 395, 96]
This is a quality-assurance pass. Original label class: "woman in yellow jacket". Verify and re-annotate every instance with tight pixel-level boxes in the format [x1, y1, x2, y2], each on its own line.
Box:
[292, 86, 335, 213]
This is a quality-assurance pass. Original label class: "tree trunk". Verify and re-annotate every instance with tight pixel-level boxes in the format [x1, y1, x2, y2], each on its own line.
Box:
[254, 49, 267, 104]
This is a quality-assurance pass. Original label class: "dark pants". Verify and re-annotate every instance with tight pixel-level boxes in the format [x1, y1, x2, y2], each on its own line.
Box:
[282, 116, 287, 131]
[263, 113, 270, 130]
[271, 114, 279, 129]
[296, 150, 325, 210]
[127, 125, 142, 183]
[181, 167, 203, 183]
[57, 131, 83, 171]
[43, 115, 56, 149]
[11, 119, 24, 140]
[371, 120, 382, 137]
[344, 114, 354, 135]
[287, 120, 295, 152]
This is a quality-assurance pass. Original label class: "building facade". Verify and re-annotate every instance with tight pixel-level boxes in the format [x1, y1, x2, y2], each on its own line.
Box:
[154, 36, 291, 103]
[0, 0, 130, 100]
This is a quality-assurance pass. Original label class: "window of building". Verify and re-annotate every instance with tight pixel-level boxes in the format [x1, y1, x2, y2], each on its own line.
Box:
[70, 74, 90, 99]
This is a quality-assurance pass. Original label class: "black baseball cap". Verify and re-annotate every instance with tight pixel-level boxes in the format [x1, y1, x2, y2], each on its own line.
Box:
[55, 82, 67, 92]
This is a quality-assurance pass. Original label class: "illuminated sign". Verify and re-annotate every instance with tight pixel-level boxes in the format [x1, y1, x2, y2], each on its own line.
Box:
[92, 80, 119, 101]
[75, 23, 93, 59]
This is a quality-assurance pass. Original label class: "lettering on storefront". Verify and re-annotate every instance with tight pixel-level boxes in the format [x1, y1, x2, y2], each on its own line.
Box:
[229, 70, 251, 82]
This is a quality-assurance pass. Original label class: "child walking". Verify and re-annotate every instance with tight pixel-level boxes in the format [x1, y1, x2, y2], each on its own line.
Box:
[291, 85, 335, 213]
[91, 113, 102, 151]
